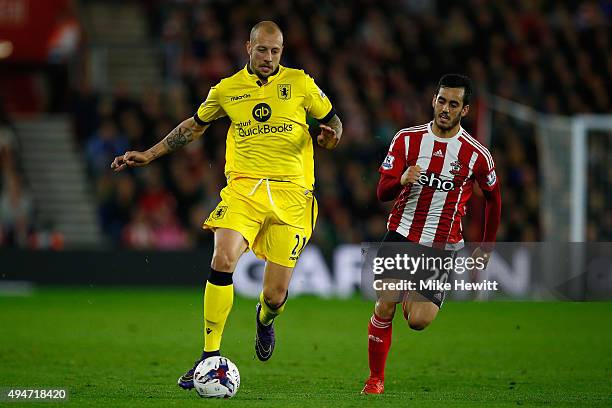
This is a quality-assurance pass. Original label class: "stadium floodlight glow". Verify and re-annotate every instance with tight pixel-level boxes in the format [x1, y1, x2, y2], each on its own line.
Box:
[0, 40, 13, 59]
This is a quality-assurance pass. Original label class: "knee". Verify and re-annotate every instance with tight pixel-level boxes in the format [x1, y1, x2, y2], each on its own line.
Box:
[408, 317, 431, 331]
[262, 286, 288, 308]
[211, 249, 239, 272]
[375, 300, 396, 320]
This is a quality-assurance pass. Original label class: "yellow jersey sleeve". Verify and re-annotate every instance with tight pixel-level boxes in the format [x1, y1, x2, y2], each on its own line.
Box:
[303, 74, 334, 122]
[194, 84, 227, 124]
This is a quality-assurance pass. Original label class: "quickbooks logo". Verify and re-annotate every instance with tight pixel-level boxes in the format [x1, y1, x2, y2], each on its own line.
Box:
[238, 123, 293, 137]
[252, 103, 272, 122]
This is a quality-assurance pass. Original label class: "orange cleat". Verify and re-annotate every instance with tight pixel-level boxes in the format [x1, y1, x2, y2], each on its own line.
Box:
[361, 377, 384, 395]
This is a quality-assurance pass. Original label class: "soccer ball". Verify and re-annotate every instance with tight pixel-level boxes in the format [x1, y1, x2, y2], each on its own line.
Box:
[193, 356, 240, 399]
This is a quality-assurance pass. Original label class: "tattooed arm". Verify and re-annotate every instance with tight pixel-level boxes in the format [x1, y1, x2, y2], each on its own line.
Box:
[111, 117, 208, 172]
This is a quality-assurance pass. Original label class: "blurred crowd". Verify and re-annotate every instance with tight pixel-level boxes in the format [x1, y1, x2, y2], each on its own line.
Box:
[6, 0, 611, 250]
[77, 0, 611, 251]
[0, 103, 66, 249]
[0, 106, 34, 247]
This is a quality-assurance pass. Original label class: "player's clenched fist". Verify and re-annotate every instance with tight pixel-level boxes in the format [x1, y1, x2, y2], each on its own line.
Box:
[110, 151, 151, 172]
[400, 165, 421, 186]
[317, 124, 340, 149]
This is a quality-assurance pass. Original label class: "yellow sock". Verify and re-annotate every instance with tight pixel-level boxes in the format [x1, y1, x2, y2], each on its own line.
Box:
[258, 291, 286, 326]
[203, 281, 234, 352]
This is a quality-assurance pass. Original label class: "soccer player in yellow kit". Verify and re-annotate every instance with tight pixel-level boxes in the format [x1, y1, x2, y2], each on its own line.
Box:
[111, 21, 342, 389]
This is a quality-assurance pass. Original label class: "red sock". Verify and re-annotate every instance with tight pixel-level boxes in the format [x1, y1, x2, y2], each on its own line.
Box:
[367, 313, 392, 381]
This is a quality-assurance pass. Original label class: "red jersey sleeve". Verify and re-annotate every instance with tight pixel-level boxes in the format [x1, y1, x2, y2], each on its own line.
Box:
[473, 149, 497, 192]
[473, 148, 501, 246]
[377, 132, 408, 202]
[379, 132, 407, 178]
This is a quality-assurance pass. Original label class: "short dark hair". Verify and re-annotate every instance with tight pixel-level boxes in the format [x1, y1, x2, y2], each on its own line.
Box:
[436, 74, 473, 106]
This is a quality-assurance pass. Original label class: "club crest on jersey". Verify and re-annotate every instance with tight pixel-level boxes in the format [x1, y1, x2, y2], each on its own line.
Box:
[278, 84, 291, 100]
[211, 206, 228, 220]
[450, 160, 463, 175]
[382, 154, 395, 170]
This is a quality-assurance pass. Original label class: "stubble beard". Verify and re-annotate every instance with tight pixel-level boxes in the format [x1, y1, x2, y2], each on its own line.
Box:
[436, 114, 461, 131]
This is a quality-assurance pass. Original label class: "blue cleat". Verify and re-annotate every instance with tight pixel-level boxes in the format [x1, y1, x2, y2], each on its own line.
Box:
[255, 303, 276, 361]
[177, 364, 197, 390]
[177, 351, 220, 389]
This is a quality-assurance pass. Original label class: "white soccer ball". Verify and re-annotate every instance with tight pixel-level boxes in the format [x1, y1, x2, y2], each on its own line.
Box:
[193, 356, 240, 399]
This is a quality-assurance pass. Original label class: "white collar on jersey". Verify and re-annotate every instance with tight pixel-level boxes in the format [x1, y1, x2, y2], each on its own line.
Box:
[427, 121, 463, 142]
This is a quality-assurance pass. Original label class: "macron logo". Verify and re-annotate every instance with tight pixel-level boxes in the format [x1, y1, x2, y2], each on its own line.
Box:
[433, 149, 444, 158]
[368, 335, 383, 343]
[230, 93, 251, 101]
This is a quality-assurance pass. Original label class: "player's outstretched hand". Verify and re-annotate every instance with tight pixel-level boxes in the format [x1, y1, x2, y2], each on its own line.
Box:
[317, 124, 340, 149]
[111, 151, 151, 172]
[469, 246, 491, 281]
[400, 165, 421, 186]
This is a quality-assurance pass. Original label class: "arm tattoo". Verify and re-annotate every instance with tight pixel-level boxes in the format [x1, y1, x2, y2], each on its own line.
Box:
[324, 114, 343, 139]
[143, 117, 207, 162]
[148, 144, 165, 160]
[165, 126, 194, 152]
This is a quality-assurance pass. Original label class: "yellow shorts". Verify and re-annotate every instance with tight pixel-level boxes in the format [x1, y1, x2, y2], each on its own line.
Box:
[203, 177, 318, 268]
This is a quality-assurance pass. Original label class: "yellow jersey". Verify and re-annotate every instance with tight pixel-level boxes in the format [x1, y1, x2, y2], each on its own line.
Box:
[194, 65, 334, 189]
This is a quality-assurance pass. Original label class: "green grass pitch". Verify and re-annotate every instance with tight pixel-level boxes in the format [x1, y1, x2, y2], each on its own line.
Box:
[0, 287, 611, 407]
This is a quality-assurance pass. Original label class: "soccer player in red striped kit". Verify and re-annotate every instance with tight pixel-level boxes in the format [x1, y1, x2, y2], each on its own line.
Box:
[362, 74, 502, 394]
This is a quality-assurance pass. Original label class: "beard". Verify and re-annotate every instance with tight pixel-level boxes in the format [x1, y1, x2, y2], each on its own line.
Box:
[256, 67, 272, 78]
[435, 113, 461, 131]
[249, 60, 274, 80]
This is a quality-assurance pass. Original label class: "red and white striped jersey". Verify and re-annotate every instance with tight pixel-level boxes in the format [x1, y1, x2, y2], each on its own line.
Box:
[380, 122, 497, 249]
